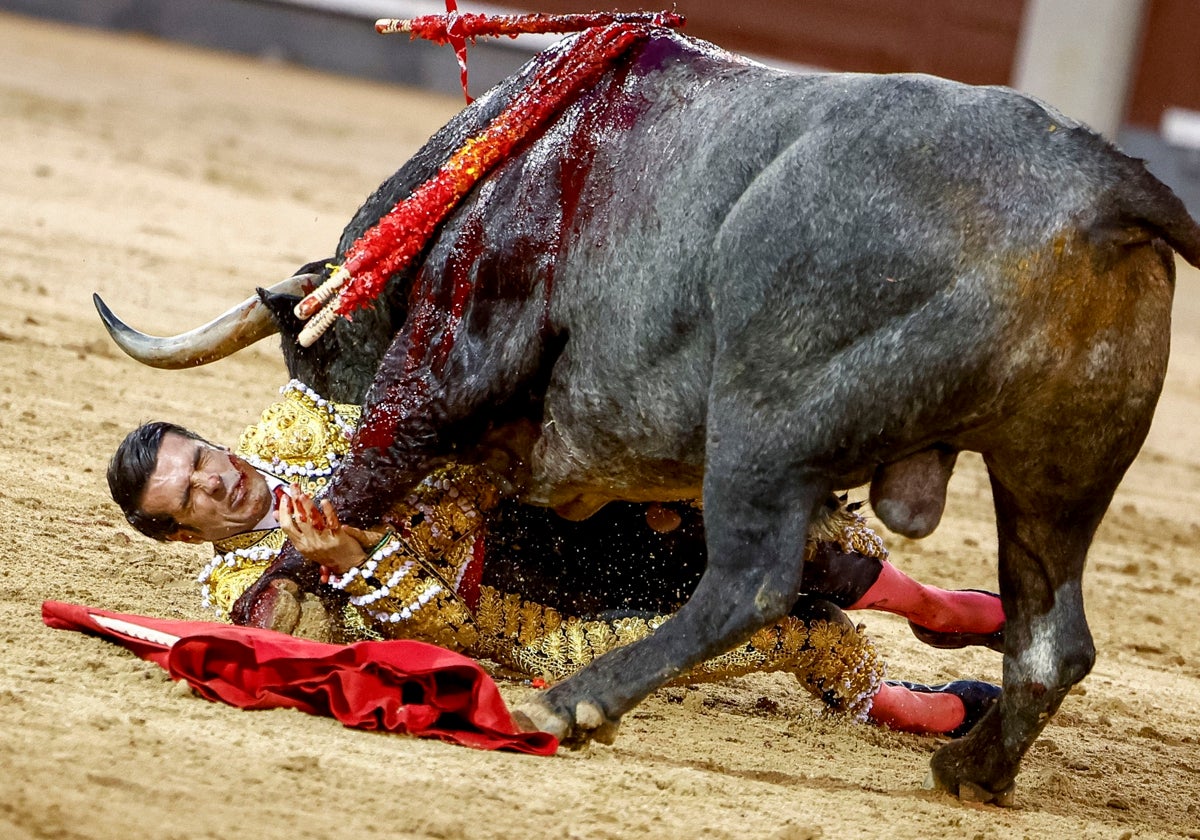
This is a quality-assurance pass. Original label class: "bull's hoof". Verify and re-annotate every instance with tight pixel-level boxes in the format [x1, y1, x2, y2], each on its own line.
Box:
[513, 697, 622, 748]
[924, 770, 1016, 807]
[926, 739, 1017, 807]
[246, 578, 303, 634]
[959, 780, 1016, 807]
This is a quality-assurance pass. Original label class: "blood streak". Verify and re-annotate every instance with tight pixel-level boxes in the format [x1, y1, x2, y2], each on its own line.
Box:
[333, 17, 682, 318]
[343, 11, 680, 466]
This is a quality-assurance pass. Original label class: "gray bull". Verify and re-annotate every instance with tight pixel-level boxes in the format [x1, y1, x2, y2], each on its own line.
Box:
[98, 30, 1200, 803]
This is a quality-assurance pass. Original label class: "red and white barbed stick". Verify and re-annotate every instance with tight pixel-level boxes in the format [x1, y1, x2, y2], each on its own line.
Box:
[375, 11, 684, 42]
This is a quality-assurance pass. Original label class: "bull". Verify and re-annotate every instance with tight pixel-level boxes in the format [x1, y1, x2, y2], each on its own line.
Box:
[96, 28, 1200, 804]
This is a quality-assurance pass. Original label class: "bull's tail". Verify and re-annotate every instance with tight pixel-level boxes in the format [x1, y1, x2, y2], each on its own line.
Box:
[1109, 156, 1200, 268]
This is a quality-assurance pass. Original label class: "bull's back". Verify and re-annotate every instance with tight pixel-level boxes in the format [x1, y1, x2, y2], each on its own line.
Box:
[437, 33, 1194, 498]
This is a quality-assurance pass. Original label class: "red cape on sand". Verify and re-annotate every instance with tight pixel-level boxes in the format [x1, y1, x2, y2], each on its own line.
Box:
[42, 600, 557, 756]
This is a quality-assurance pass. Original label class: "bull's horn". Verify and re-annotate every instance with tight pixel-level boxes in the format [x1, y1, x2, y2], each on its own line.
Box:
[93, 273, 321, 369]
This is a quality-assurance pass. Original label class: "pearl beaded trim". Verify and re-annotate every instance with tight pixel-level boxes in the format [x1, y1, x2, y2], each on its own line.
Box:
[365, 582, 444, 624]
[198, 543, 281, 613]
[328, 533, 403, 592]
[236, 448, 343, 480]
[345, 559, 417, 607]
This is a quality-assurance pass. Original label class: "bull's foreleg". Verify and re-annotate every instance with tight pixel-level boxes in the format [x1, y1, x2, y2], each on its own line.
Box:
[322, 365, 451, 525]
[233, 282, 546, 628]
[516, 410, 831, 744]
[327, 285, 546, 527]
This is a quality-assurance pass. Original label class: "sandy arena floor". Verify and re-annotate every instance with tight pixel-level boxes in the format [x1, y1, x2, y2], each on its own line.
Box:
[0, 12, 1197, 839]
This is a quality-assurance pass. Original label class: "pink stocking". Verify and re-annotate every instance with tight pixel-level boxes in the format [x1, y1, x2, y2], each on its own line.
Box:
[848, 561, 1004, 635]
[868, 681, 964, 734]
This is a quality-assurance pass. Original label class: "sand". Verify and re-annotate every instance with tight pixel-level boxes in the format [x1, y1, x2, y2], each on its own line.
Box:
[1, 12, 1197, 840]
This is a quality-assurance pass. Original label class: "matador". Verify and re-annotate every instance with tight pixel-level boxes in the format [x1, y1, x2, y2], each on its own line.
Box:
[108, 380, 1009, 736]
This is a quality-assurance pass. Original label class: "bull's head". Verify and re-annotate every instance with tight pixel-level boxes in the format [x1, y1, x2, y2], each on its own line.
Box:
[94, 260, 400, 404]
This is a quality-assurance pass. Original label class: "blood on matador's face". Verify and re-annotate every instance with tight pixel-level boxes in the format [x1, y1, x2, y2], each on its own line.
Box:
[139, 432, 273, 543]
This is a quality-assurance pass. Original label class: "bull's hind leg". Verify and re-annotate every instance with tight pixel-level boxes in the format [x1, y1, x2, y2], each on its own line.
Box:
[928, 242, 1174, 804]
[928, 475, 1103, 805]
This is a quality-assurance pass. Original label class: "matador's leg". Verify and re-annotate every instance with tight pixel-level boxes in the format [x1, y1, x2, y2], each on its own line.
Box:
[471, 585, 998, 736]
[870, 679, 1001, 737]
[802, 500, 1005, 652]
[780, 597, 998, 736]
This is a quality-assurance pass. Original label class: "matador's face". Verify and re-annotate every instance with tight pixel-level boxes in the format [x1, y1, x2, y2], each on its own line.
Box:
[139, 432, 273, 543]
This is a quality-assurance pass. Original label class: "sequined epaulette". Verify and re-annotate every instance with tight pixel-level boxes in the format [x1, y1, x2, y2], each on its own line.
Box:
[235, 379, 360, 495]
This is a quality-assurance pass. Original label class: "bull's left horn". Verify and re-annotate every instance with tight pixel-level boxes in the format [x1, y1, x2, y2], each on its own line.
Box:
[93, 273, 321, 369]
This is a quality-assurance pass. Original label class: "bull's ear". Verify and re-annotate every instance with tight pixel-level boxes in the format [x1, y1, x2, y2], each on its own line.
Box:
[256, 286, 339, 393]
[254, 258, 333, 340]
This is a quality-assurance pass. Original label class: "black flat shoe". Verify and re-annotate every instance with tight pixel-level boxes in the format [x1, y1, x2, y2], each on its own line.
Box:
[908, 590, 1005, 653]
[908, 621, 1005, 653]
[889, 679, 1002, 738]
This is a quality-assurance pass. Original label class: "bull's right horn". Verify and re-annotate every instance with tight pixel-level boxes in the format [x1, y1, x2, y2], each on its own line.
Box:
[93, 273, 321, 369]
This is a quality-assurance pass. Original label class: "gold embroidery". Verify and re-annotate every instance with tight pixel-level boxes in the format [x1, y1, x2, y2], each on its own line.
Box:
[806, 500, 889, 562]
[463, 584, 882, 718]
[237, 384, 360, 480]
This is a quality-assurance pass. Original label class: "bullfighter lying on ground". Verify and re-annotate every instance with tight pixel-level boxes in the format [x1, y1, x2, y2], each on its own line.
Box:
[107, 379, 1006, 737]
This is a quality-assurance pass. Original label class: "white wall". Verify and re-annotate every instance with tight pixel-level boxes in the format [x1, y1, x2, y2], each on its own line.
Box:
[1012, 0, 1146, 138]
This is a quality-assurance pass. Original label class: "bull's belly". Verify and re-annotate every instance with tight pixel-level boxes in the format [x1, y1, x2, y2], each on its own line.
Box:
[519, 398, 707, 518]
[524, 470, 704, 521]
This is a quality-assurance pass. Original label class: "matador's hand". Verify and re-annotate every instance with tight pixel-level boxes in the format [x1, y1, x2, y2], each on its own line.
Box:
[278, 485, 377, 575]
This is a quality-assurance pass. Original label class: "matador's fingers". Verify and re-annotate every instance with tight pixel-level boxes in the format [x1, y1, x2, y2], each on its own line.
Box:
[277, 494, 293, 528]
[341, 525, 383, 550]
[319, 499, 341, 532]
[288, 483, 312, 523]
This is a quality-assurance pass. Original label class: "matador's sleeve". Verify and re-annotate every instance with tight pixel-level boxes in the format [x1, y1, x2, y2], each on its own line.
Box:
[325, 464, 501, 651]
